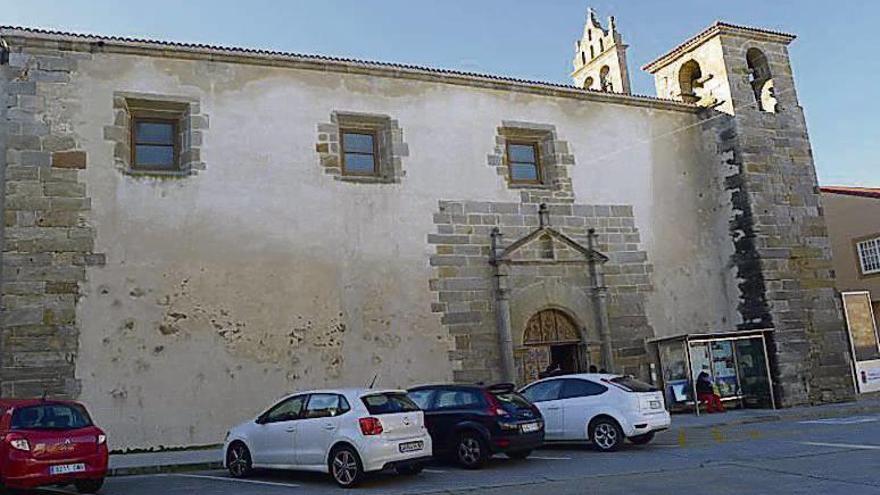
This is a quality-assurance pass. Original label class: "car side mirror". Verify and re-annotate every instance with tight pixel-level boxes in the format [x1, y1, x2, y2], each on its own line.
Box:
[255, 414, 268, 425]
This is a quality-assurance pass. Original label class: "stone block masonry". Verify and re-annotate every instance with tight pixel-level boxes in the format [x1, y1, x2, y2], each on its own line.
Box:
[0, 44, 102, 398]
[720, 36, 854, 406]
[429, 200, 654, 383]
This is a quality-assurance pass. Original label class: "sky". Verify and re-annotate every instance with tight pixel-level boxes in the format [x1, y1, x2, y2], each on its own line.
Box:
[1, 0, 877, 186]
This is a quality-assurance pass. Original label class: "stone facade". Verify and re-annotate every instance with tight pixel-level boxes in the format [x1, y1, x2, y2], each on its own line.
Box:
[646, 23, 855, 405]
[0, 16, 855, 449]
[429, 200, 654, 383]
[0, 43, 102, 398]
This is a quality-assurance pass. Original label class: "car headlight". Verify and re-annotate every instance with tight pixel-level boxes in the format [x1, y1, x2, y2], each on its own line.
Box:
[9, 439, 30, 451]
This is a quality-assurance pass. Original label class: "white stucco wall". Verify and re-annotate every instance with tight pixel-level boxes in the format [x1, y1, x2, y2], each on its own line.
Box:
[63, 52, 738, 448]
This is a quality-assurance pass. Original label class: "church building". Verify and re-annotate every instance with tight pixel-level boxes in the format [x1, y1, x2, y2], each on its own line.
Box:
[0, 9, 855, 449]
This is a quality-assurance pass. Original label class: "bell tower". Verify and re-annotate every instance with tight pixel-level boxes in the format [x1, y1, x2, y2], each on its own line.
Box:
[644, 23, 855, 406]
[571, 8, 631, 94]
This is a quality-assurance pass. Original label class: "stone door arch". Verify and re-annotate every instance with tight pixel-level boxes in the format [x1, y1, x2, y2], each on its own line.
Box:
[515, 309, 583, 384]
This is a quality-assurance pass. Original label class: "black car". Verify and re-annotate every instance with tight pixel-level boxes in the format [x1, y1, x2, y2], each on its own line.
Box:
[407, 383, 544, 469]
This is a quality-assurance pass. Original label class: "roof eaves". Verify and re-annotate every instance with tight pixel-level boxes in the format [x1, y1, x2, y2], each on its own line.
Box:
[0, 25, 699, 113]
[642, 21, 796, 74]
[819, 186, 880, 200]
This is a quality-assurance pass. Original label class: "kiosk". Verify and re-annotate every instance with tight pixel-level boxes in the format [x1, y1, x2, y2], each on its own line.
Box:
[648, 329, 776, 415]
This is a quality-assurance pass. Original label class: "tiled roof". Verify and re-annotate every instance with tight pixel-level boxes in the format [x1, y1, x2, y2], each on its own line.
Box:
[820, 186, 880, 200]
[0, 25, 695, 112]
[643, 21, 796, 73]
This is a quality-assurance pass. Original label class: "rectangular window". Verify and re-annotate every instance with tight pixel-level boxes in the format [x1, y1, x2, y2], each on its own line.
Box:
[507, 142, 541, 184]
[857, 237, 880, 275]
[341, 130, 378, 176]
[132, 118, 178, 170]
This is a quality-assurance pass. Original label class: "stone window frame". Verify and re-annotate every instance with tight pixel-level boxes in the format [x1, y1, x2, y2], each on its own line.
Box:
[316, 111, 408, 184]
[488, 121, 575, 201]
[105, 92, 207, 177]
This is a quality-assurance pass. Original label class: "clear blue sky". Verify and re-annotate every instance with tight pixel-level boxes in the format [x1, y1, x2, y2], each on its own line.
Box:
[2, 0, 877, 186]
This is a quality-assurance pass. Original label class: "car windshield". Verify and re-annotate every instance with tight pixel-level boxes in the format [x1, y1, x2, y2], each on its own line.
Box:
[492, 391, 533, 413]
[11, 404, 93, 431]
[610, 376, 658, 393]
[361, 393, 420, 415]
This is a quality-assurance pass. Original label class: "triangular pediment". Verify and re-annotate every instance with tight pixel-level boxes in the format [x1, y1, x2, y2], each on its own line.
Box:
[499, 227, 608, 265]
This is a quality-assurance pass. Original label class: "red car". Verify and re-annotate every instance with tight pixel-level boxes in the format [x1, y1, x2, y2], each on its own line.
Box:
[0, 399, 108, 493]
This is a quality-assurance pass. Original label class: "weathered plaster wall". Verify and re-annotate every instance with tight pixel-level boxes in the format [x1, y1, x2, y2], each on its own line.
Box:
[1, 40, 740, 448]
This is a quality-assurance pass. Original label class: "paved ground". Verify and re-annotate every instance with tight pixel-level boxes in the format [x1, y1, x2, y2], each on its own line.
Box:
[23, 412, 880, 495]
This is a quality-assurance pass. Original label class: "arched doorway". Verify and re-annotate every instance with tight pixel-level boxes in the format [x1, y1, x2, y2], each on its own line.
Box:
[515, 309, 584, 384]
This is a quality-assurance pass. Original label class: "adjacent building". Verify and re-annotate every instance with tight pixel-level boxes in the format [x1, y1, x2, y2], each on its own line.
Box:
[0, 10, 855, 449]
[821, 186, 880, 393]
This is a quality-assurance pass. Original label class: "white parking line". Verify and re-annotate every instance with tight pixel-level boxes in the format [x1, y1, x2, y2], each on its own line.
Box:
[171, 473, 301, 488]
[800, 441, 880, 450]
[799, 416, 880, 425]
[529, 455, 572, 460]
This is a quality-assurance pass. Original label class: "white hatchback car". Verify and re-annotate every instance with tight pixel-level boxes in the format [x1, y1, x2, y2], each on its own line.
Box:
[519, 374, 670, 452]
[223, 389, 432, 487]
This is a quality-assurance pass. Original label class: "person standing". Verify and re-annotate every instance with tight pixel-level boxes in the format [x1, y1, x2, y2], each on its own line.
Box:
[696, 369, 725, 413]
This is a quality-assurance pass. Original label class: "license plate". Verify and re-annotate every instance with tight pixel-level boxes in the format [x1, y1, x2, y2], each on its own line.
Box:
[650, 400, 662, 409]
[50, 463, 86, 475]
[521, 422, 541, 433]
[399, 441, 423, 453]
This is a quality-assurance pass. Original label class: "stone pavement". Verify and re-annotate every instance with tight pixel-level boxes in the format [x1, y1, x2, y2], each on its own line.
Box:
[107, 395, 880, 476]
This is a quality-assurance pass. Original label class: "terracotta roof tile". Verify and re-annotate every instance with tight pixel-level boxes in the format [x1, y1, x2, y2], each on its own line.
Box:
[0, 25, 695, 110]
[820, 186, 880, 199]
[643, 21, 796, 73]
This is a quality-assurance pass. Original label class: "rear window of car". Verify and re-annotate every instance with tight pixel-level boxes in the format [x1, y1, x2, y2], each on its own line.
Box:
[433, 389, 485, 410]
[609, 376, 658, 393]
[407, 389, 434, 410]
[361, 393, 420, 415]
[492, 391, 532, 413]
[11, 404, 93, 430]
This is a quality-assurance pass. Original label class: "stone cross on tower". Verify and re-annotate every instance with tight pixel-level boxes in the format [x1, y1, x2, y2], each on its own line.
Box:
[571, 7, 631, 94]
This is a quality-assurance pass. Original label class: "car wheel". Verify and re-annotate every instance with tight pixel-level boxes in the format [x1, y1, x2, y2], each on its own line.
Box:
[589, 418, 624, 452]
[505, 449, 532, 460]
[74, 478, 105, 494]
[330, 445, 365, 488]
[456, 432, 489, 469]
[395, 462, 425, 475]
[226, 442, 253, 478]
[629, 432, 655, 445]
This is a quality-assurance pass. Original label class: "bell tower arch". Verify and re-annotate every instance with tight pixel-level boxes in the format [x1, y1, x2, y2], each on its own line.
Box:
[644, 22, 855, 406]
[571, 8, 631, 94]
